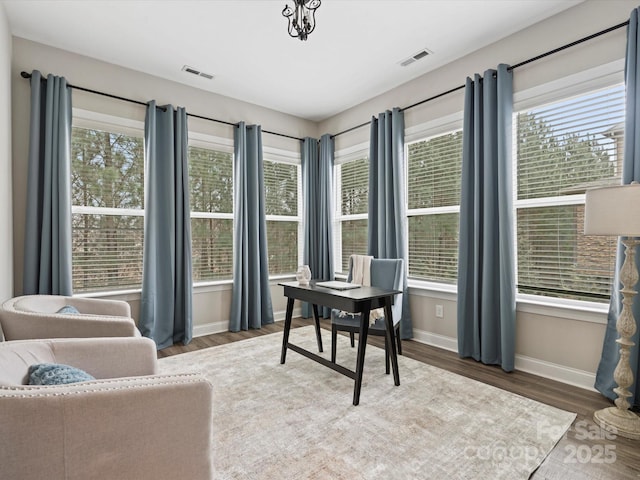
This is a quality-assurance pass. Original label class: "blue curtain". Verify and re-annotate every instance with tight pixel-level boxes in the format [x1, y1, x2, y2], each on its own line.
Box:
[230, 122, 274, 331]
[596, 8, 640, 408]
[140, 102, 193, 349]
[457, 64, 515, 372]
[368, 108, 413, 340]
[24, 70, 73, 296]
[301, 134, 335, 318]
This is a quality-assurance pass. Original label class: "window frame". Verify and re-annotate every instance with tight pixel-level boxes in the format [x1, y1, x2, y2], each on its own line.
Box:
[188, 132, 235, 286]
[402, 63, 623, 319]
[262, 146, 303, 278]
[511, 60, 625, 308]
[71, 108, 146, 295]
[333, 142, 369, 275]
[405, 128, 463, 285]
[403, 112, 463, 291]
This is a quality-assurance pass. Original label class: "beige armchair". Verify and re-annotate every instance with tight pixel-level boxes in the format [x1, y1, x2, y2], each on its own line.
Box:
[0, 336, 213, 480]
[0, 294, 140, 340]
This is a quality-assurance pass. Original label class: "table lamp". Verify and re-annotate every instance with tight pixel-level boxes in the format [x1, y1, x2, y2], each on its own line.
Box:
[585, 183, 640, 440]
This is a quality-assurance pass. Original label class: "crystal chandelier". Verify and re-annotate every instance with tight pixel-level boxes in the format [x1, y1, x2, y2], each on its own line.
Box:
[282, 0, 321, 41]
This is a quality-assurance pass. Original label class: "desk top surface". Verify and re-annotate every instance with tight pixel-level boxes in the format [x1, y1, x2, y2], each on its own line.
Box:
[279, 280, 400, 301]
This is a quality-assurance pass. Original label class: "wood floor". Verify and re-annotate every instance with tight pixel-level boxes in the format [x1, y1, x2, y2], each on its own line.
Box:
[159, 318, 640, 480]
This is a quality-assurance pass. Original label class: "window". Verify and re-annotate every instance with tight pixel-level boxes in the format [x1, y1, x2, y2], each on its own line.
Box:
[188, 144, 234, 282]
[406, 131, 463, 284]
[515, 84, 625, 301]
[71, 124, 145, 293]
[335, 156, 369, 273]
[264, 159, 299, 275]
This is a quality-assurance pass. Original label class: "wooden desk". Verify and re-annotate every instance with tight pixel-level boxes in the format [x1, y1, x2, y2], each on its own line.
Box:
[279, 280, 401, 405]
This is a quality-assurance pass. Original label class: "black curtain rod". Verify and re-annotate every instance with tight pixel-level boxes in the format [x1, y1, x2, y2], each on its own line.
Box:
[20, 71, 304, 142]
[331, 19, 630, 139]
[186, 112, 303, 141]
[20, 70, 160, 109]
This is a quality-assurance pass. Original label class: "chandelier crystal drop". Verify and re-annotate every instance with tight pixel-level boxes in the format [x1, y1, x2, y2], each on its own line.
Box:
[282, 0, 321, 41]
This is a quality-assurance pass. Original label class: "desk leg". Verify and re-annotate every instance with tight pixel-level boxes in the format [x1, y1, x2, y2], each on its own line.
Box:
[311, 304, 324, 352]
[280, 297, 295, 364]
[353, 301, 371, 406]
[384, 300, 400, 386]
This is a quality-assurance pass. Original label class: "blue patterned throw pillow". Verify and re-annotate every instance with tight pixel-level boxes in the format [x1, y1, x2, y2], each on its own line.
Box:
[56, 305, 80, 314]
[28, 363, 95, 385]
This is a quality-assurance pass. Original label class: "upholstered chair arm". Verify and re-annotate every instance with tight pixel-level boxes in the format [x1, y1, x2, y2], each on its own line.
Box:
[65, 296, 132, 316]
[0, 374, 213, 480]
[21, 313, 137, 339]
[49, 336, 157, 378]
[0, 295, 140, 341]
[0, 337, 157, 386]
[0, 309, 139, 340]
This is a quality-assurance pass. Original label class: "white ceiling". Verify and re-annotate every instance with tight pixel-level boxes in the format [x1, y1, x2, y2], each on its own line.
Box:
[2, 0, 583, 122]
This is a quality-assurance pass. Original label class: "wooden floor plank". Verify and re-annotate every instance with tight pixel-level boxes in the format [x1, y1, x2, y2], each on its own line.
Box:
[158, 318, 640, 479]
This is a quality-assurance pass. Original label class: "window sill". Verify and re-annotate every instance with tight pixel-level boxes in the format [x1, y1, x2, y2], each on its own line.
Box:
[73, 288, 142, 301]
[407, 281, 609, 325]
[516, 293, 608, 325]
[75, 277, 610, 326]
[408, 279, 457, 301]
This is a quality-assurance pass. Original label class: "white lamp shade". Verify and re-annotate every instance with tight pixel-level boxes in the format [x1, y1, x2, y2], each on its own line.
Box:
[584, 183, 640, 236]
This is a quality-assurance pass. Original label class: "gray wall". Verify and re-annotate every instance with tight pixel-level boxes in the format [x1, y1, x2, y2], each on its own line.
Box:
[10, 38, 319, 330]
[317, 0, 636, 389]
[7, 0, 638, 390]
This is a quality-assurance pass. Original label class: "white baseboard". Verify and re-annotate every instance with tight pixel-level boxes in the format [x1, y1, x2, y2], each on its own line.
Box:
[193, 319, 596, 393]
[192, 321, 228, 337]
[410, 328, 597, 392]
[192, 307, 301, 337]
[514, 354, 597, 392]
[412, 329, 458, 352]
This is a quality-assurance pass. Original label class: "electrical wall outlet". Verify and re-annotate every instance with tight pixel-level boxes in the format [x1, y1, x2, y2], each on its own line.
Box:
[435, 304, 444, 318]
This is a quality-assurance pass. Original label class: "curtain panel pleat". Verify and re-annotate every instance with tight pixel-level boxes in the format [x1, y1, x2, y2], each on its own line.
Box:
[457, 64, 516, 372]
[597, 7, 640, 407]
[229, 122, 274, 331]
[368, 108, 413, 339]
[23, 70, 73, 296]
[140, 102, 193, 349]
[301, 135, 335, 318]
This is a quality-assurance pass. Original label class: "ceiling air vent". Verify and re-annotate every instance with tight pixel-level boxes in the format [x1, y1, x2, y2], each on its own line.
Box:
[399, 48, 432, 67]
[181, 65, 214, 80]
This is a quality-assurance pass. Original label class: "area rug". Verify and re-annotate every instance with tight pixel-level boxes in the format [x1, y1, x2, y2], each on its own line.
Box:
[158, 327, 576, 480]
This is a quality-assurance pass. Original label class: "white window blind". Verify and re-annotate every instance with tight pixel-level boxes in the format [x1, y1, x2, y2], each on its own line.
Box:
[341, 158, 369, 216]
[406, 131, 462, 283]
[71, 126, 144, 293]
[336, 158, 369, 272]
[407, 132, 462, 210]
[515, 84, 624, 301]
[188, 145, 233, 282]
[340, 219, 368, 272]
[263, 159, 299, 275]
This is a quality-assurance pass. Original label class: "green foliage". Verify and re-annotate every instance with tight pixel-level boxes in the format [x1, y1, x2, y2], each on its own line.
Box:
[71, 127, 144, 292]
[406, 132, 462, 282]
[407, 131, 463, 209]
[71, 127, 144, 209]
[515, 102, 620, 301]
[266, 221, 298, 274]
[191, 218, 233, 281]
[189, 146, 233, 213]
[408, 213, 458, 284]
[340, 219, 368, 272]
[264, 161, 297, 216]
[517, 112, 616, 199]
[188, 146, 234, 281]
[341, 158, 368, 216]
[71, 87, 621, 301]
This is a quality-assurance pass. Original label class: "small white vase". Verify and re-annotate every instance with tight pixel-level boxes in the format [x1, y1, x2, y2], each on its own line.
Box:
[296, 265, 312, 286]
